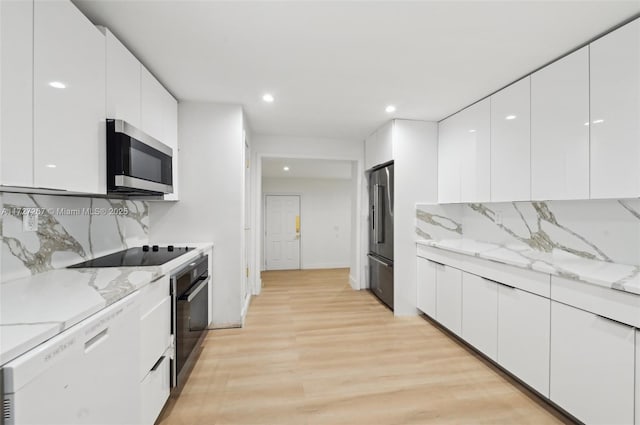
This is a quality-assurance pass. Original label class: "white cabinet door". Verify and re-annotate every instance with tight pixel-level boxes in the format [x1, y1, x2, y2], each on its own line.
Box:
[365, 121, 394, 170]
[460, 99, 491, 202]
[33, 0, 106, 194]
[550, 302, 635, 425]
[141, 66, 167, 143]
[140, 355, 170, 425]
[435, 263, 462, 336]
[438, 99, 490, 203]
[490, 77, 531, 202]
[531, 47, 589, 201]
[0, 0, 33, 187]
[462, 273, 498, 360]
[416, 257, 437, 317]
[497, 285, 549, 396]
[437, 116, 461, 203]
[160, 88, 179, 201]
[590, 19, 640, 199]
[105, 28, 141, 127]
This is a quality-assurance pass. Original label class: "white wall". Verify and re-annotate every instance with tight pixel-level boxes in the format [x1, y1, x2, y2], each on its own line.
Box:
[392, 120, 438, 316]
[149, 101, 245, 328]
[251, 134, 364, 293]
[262, 177, 351, 270]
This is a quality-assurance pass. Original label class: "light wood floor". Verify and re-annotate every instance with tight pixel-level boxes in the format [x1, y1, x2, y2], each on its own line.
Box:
[158, 268, 572, 425]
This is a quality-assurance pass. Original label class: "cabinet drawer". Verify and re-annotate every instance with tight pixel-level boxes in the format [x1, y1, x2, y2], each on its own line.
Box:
[140, 275, 169, 317]
[140, 354, 170, 425]
[416, 244, 550, 298]
[463, 255, 550, 297]
[551, 276, 640, 327]
[140, 295, 171, 380]
[550, 301, 635, 424]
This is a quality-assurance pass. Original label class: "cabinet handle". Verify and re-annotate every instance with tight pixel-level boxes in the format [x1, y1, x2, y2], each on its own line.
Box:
[150, 274, 166, 283]
[84, 328, 108, 352]
[430, 260, 445, 267]
[151, 356, 166, 372]
[483, 277, 515, 289]
[596, 314, 632, 328]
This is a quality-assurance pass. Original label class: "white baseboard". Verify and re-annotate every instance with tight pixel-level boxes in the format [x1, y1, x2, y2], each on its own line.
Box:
[207, 322, 242, 330]
[349, 274, 358, 290]
[302, 262, 350, 270]
[241, 293, 252, 326]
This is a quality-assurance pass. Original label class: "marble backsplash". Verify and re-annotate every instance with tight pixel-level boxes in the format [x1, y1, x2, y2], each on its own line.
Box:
[1, 192, 149, 282]
[416, 199, 640, 267]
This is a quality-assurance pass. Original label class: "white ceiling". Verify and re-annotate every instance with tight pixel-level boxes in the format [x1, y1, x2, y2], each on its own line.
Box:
[262, 158, 353, 179]
[73, 0, 640, 141]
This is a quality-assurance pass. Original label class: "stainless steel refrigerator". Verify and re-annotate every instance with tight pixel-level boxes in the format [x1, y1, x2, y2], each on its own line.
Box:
[368, 162, 394, 310]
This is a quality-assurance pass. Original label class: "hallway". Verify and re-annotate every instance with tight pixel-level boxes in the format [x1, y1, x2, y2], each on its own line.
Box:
[159, 269, 570, 424]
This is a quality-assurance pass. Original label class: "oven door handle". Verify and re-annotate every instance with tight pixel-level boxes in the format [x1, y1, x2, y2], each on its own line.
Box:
[180, 276, 210, 302]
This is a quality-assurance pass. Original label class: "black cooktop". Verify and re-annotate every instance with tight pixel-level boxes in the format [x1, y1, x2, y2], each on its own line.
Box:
[68, 245, 194, 268]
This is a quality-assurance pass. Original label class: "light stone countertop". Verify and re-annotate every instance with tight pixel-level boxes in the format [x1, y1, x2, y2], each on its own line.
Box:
[416, 239, 640, 295]
[0, 243, 213, 365]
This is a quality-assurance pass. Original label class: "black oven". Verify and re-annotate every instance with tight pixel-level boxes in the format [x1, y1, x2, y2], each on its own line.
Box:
[171, 255, 209, 390]
[106, 119, 173, 196]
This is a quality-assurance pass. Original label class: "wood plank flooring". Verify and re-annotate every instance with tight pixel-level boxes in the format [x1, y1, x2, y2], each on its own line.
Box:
[158, 268, 572, 425]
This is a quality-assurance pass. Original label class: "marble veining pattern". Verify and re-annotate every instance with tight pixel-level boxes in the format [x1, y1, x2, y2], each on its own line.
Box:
[1, 193, 149, 282]
[416, 199, 640, 294]
[0, 243, 213, 365]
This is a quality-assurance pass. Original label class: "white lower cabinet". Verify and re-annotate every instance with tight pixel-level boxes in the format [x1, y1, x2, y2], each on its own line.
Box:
[435, 264, 462, 336]
[139, 276, 171, 424]
[416, 257, 437, 317]
[141, 354, 171, 425]
[497, 285, 550, 397]
[462, 273, 498, 360]
[550, 301, 635, 425]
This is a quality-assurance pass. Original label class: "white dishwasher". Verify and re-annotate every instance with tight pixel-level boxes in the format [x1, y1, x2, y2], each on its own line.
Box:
[2, 292, 140, 425]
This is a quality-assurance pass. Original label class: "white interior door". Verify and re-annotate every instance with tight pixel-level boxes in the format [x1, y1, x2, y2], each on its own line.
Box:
[265, 195, 300, 270]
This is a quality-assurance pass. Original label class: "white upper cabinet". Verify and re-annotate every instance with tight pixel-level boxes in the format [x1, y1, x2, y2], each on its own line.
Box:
[1, 0, 34, 187]
[33, 0, 106, 194]
[590, 19, 640, 199]
[531, 47, 589, 201]
[105, 28, 141, 128]
[460, 99, 491, 202]
[365, 121, 393, 170]
[438, 99, 491, 203]
[141, 66, 167, 143]
[490, 77, 531, 202]
[160, 88, 179, 201]
[437, 116, 461, 203]
[140, 66, 179, 200]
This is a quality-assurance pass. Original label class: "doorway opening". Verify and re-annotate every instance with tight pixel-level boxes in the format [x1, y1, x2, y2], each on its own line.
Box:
[260, 157, 357, 275]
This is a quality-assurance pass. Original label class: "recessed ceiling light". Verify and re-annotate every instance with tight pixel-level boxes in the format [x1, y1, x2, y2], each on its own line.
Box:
[49, 81, 66, 89]
[385, 105, 396, 113]
[584, 122, 590, 126]
[468, 129, 476, 133]
[45, 164, 57, 168]
[262, 93, 274, 103]
[593, 119, 604, 124]
[283, 166, 290, 171]
[505, 115, 517, 120]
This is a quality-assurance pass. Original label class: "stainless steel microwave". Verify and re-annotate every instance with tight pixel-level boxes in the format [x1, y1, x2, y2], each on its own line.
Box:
[106, 119, 173, 196]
